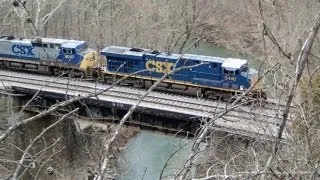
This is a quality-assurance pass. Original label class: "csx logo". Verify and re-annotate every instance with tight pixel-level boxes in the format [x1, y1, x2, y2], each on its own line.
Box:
[12, 45, 34, 56]
[146, 59, 174, 73]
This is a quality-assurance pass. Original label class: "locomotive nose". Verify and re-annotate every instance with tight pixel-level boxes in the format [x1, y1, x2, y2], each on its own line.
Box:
[80, 50, 101, 69]
[79, 50, 102, 77]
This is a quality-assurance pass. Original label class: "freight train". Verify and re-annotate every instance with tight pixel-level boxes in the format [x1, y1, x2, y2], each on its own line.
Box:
[0, 35, 266, 100]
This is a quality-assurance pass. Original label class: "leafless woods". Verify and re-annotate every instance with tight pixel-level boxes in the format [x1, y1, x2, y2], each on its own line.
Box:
[1, 0, 320, 180]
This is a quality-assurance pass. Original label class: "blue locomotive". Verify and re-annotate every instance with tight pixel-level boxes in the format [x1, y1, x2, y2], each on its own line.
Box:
[101, 46, 264, 99]
[0, 35, 101, 77]
[0, 35, 265, 99]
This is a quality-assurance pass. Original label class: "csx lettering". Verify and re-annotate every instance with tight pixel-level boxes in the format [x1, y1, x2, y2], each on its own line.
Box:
[225, 76, 236, 81]
[12, 45, 34, 56]
[146, 59, 174, 73]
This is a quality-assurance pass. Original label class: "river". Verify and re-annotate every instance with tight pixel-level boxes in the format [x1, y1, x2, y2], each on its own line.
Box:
[189, 41, 261, 69]
[116, 42, 247, 180]
[116, 131, 192, 180]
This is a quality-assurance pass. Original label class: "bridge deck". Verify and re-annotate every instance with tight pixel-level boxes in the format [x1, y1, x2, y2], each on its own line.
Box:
[0, 70, 292, 140]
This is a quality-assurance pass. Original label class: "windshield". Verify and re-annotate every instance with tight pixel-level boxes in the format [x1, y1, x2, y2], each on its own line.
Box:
[241, 62, 249, 72]
[77, 42, 89, 53]
[242, 66, 248, 72]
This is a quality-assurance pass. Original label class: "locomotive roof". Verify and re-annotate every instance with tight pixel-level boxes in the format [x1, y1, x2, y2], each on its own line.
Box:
[0, 36, 86, 48]
[102, 46, 248, 69]
[101, 46, 151, 57]
[42, 38, 85, 45]
[156, 53, 225, 63]
[102, 46, 225, 62]
[222, 58, 248, 70]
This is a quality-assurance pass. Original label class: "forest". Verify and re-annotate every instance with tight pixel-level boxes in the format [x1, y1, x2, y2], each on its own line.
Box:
[1, 0, 320, 179]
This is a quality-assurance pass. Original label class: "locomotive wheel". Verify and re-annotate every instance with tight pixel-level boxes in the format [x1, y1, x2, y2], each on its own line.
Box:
[70, 70, 85, 79]
[77, 72, 85, 79]
[203, 89, 221, 100]
[0, 61, 6, 69]
[221, 93, 234, 102]
[53, 67, 62, 76]
[134, 80, 145, 88]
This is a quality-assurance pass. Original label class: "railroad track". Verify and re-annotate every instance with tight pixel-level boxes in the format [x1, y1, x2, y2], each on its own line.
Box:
[0, 69, 287, 111]
[0, 71, 284, 120]
[0, 70, 291, 139]
[1, 70, 285, 109]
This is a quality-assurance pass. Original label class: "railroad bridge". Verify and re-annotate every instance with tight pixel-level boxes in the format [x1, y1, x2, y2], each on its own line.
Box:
[0, 70, 290, 140]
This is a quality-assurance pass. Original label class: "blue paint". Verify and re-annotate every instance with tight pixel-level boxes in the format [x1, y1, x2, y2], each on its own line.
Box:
[57, 48, 83, 65]
[0, 53, 39, 61]
[102, 47, 253, 90]
[0, 37, 88, 67]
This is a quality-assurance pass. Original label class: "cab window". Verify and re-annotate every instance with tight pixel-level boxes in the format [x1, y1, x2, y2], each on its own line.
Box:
[62, 48, 74, 54]
[55, 44, 61, 50]
[242, 66, 248, 72]
[224, 69, 235, 75]
[82, 42, 88, 50]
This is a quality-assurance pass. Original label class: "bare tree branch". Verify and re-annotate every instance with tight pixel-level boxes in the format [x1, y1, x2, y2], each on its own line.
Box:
[261, 9, 320, 179]
[12, 108, 79, 179]
[0, 69, 147, 143]
[176, 62, 279, 180]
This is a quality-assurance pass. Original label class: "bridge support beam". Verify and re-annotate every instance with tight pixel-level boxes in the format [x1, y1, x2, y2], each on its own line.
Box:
[13, 92, 200, 137]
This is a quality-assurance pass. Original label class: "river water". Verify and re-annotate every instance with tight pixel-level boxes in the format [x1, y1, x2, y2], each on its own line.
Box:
[116, 42, 246, 180]
[116, 131, 192, 180]
[189, 42, 260, 69]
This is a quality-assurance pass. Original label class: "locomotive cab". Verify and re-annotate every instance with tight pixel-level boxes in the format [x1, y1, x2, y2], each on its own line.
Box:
[59, 44, 79, 64]
[221, 58, 265, 98]
[56, 41, 88, 65]
[222, 58, 250, 90]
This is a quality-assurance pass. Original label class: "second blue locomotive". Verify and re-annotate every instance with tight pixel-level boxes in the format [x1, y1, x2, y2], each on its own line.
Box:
[101, 46, 263, 99]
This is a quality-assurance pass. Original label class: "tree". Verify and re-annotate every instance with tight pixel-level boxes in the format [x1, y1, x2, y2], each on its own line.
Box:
[10, 0, 67, 37]
[173, 1, 320, 179]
